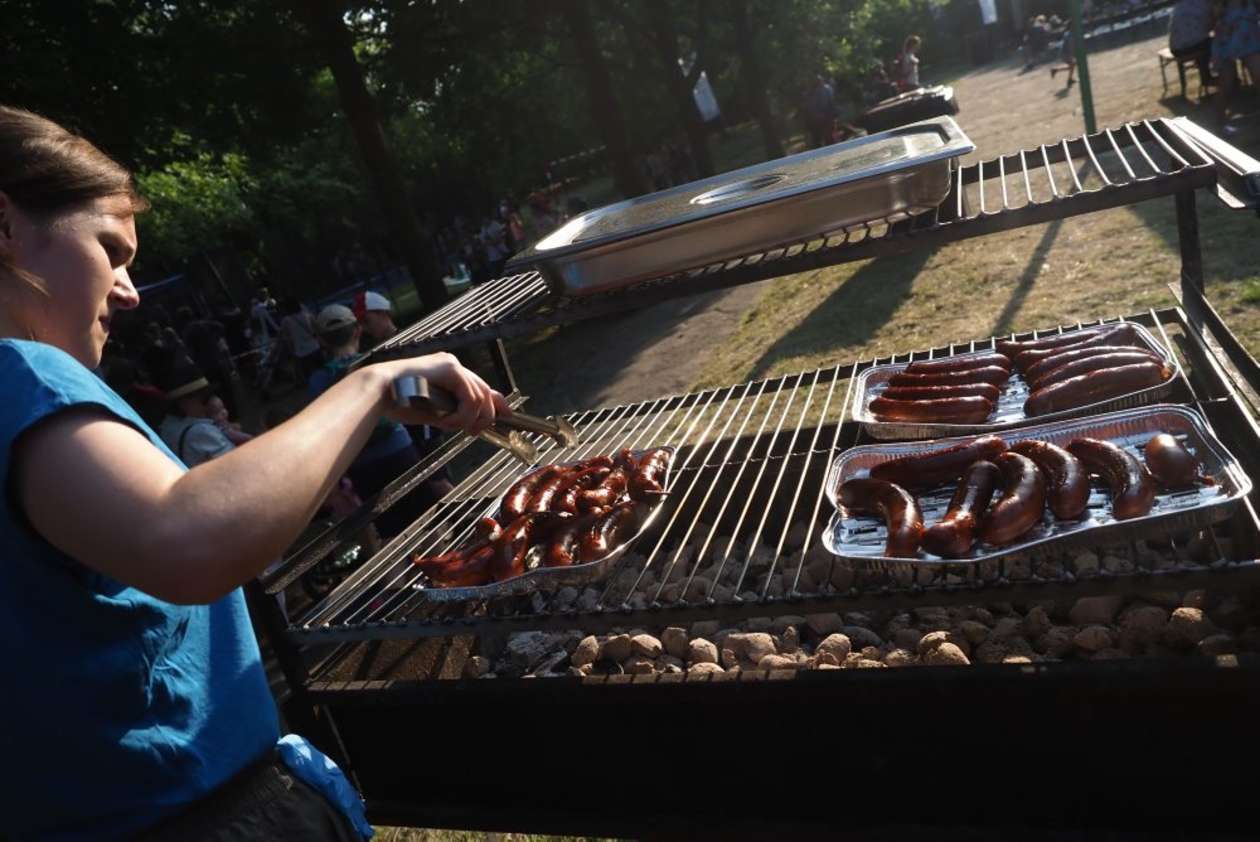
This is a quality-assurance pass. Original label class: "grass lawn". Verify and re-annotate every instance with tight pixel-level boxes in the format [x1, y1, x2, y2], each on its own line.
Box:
[695, 34, 1260, 389]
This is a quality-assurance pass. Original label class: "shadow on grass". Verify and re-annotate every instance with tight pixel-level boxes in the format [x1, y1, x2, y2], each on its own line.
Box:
[743, 247, 935, 380]
[990, 217, 1066, 337]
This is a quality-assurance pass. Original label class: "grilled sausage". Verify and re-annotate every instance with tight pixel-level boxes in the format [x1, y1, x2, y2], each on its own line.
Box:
[1010, 440, 1090, 519]
[1024, 344, 1159, 385]
[577, 468, 629, 511]
[555, 464, 612, 514]
[997, 323, 1134, 357]
[1029, 350, 1163, 392]
[979, 452, 1047, 545]
[490, 512, 567, 581]
[1144, 433, 1203, 489]
[1013, 324, 1142, 372]
[1068, 437, 1157, 519]
[501, 465, 563, 521]
[905, 352, 1012, 374]
[838, 478, 924, 557]
[870, 395, 994, 424]
[579, 501, 644, 562]
[545, 507, 609, 567]
[412, 517, 503, 571]
[922, 460, 1001, 557]
[870, 434, 1009, 489]
[1024, 362, 1170, 416]
[527, 465, 579, 513]
[629, 447, 672, 500]
[426, 544, 496, 588]
[880, 383, 1002, 403]
[888, 365, 1010, 388]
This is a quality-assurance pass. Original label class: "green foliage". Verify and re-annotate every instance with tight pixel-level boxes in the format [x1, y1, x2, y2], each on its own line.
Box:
[135, 151, 256, 271]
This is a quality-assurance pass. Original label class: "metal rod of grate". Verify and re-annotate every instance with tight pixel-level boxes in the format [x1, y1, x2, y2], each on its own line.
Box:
[367, 119, 1218, 362]
[290, 307, 1260, 645]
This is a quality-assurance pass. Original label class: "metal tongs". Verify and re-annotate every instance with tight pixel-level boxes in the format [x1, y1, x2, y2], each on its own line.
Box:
[391, 375, 579, 465]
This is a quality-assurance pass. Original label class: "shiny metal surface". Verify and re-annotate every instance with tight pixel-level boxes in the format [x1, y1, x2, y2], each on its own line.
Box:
[507, 117, 973, 296]
[853, 321, 1180, 440]
[823, 404, 1250, 566]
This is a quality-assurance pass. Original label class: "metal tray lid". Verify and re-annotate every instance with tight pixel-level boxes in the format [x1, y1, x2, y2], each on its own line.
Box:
[508, 116, 973, 269]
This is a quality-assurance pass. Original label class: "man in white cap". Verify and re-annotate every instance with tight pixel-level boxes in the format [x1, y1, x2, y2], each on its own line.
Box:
[354, 290, 398, 346]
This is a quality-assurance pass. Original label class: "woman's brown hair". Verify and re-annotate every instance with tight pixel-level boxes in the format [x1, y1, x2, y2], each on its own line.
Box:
[0, 105, 147, 218]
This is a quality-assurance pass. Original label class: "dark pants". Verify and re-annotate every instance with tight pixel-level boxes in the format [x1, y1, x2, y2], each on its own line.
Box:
[349, 443, 446, 539]
[138, 752, 361, 841]
[1172, 38, 1213, 84]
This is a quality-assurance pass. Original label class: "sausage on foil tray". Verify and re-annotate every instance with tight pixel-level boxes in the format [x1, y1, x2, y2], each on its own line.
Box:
[413, 449, 672, 587]
[845, 427, 1215, 560]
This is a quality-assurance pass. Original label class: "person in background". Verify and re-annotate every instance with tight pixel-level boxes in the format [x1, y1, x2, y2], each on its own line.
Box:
[353, 289, 398, 347]
[250, 286, 278, 352]
[1168, 0, 1215, 87]
[157, 359, 236, 467]
[350, 292, 456, 503]
[897, 35, 923, 90]
[804, 74, 837, 148]
[279, 295, 322, 381]
[208, 393, 254, 446]
[1212, 0, 1260, 130]
[180, 304, 238, 417]
[309, 304, 439, 538]
[0, 104, 504, 840]
[1050, 27, 1078, 87]
[479, 212, 509, 280]
[501, 198, 526, 252]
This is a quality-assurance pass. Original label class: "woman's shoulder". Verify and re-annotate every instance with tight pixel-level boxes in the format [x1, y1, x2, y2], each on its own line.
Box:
[0, 339, 107, 395]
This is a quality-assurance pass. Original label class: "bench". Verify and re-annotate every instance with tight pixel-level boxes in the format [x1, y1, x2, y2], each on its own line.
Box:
[1159, 46, 1212, 100]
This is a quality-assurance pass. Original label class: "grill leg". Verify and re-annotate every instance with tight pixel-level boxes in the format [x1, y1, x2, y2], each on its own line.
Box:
[487, 337, 517, 395]
[1176, 190, 1205, 306]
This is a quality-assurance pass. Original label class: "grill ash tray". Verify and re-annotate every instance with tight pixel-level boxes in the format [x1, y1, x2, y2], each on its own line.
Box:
[405, 449, 673, 603]
[852, 322, 1180, 440]
[822, 405, 1250, 567]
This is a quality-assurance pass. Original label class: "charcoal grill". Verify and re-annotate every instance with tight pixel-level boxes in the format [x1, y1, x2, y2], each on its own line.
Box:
[254, 117, 1260, 838]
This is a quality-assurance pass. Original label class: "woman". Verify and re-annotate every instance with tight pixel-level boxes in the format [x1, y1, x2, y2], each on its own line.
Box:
[0, 105, 507, 840]
[897, 35, 923, 91]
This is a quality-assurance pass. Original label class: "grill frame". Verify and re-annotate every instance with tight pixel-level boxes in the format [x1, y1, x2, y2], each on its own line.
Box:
[250, 119, 1260, 835]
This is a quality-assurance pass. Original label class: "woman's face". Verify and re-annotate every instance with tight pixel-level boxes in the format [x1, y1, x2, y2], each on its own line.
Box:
[2, 193, 140, 368]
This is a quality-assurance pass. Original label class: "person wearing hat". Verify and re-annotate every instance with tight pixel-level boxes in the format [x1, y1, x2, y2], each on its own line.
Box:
[353, 290, 397, 346]
[0, 106, 506, 840]
[157, 357, 236, 467]
[310, 303, 435, 538]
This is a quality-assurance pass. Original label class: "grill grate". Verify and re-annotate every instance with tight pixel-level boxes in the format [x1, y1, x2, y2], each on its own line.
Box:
[369, 119, 1216, 362]
[287, 307, 1260, 646]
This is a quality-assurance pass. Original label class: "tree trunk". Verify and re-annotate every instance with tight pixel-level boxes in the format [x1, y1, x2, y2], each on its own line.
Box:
[732, 0, 784, 160]
[294, 0, 448, 311]
[644, 0, 715, 178]
[559, 0, 649, 198]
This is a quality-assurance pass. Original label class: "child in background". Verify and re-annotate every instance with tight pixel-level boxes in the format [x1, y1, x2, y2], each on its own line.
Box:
[207, 394, 254, 446]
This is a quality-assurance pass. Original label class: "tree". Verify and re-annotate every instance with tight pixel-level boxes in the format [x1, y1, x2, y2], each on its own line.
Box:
[559, 0, 649, 198]
[293, 0, 448, 310]
[730, 0, 784, 159]
[642, 0, 716, 178]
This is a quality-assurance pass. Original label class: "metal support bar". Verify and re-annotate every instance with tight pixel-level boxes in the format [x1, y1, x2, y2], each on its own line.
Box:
[1176, 190, 1205, 300]
[1070, 0, 1097, 134]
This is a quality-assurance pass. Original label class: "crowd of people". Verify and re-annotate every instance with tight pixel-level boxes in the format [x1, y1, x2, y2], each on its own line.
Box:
[800, 35, 925, 149]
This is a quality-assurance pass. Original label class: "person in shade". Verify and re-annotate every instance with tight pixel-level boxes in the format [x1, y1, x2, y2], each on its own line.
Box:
[0, 104, 508, 840]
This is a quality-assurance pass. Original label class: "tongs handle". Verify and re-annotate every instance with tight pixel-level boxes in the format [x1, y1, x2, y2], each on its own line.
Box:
[392, 375, 579, 449]
[391, 376, 538, 465]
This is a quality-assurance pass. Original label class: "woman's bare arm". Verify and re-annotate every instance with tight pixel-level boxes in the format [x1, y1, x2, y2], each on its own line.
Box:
[13, 354, 506, 604]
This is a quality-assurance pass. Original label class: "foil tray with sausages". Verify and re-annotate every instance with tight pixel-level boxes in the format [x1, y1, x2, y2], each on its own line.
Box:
[406, 448, 673, 603]
[822, 405, 1249, 568]
[852, 321, 1180, 440]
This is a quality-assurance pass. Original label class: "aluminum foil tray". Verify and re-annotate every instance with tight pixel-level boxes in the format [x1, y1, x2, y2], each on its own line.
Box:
[853, 322, 1180, 440]
[404, 448, 673, 603]
[822, 405, 1250, 567]
[506, 117, 973, 296]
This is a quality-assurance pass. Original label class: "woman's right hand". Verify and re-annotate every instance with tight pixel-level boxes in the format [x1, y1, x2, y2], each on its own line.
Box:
[370, 352, 511, 434]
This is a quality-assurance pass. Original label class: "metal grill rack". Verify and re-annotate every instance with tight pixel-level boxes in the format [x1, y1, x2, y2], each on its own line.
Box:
[369, 118, 1230, 363]
[286, 306, 1260, 648]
